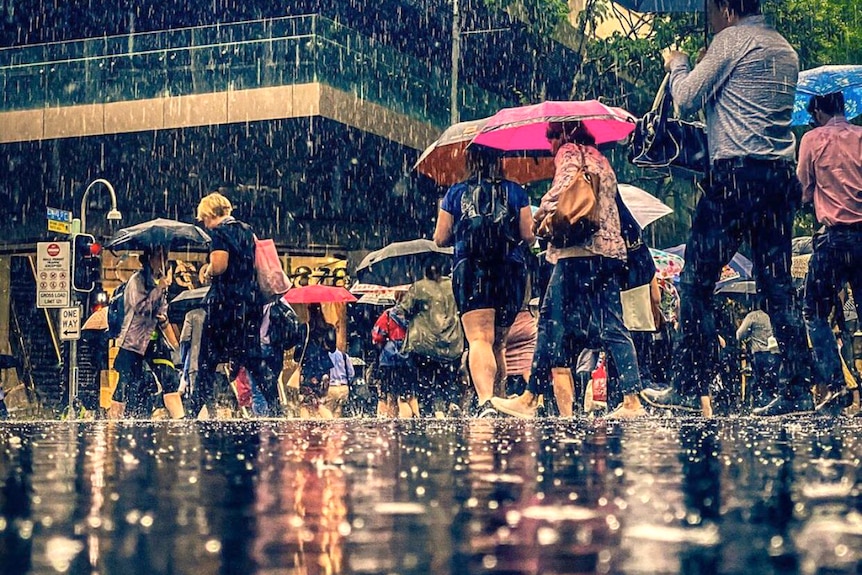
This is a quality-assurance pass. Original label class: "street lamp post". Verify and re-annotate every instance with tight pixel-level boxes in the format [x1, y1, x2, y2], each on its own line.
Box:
[68, 179, 122, 419]
[450, 0, 461, 125]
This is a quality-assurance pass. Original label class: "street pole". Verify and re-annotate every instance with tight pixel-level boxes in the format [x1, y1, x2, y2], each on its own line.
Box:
[68, 179, 122, 419]
[450, 0, 460, 125]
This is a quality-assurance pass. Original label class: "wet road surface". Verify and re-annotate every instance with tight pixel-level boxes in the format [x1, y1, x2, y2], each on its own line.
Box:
[0, 418, 860, 575]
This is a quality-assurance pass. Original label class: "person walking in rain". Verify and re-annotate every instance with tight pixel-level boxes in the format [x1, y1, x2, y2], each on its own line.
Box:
[643, 0, 813, 416]
[798, 91, 862, 415]
[110, 246, 182, 419]
[193, 191, 279, 417]
[433, 146, 534, 417]
[492, 121, 646, 419]
[398, 264, 465, 417]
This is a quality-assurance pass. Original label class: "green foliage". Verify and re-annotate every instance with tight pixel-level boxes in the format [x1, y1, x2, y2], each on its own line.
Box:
[482, 0, 570, 36]
[764, 0, 862, 68]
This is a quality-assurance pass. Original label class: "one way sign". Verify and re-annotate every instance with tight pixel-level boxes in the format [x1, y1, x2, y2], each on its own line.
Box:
[60, 307, 81, 341]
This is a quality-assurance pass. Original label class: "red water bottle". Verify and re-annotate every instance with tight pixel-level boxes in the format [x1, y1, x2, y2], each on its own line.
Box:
[591, 358, 607, 403]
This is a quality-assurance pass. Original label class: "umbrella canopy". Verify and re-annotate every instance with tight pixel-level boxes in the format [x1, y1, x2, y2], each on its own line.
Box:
[664, 244, 753, 285]
[167, 286, 209, 323]
[649, 248, 685, 279]
[792, 65, 862, 126]
[414, 117, 555, 186]
[715, 279, 757, 296]
[356, 293, 398, 306]
[349, 282, 411, 294]
[283, 285, 357, 304]
[618, 184, 673, 228]
[469, 100, 636, 152]
[106, 218, 211, 251]
[356, 239, 453, 286]
[82, 307, 108, 331]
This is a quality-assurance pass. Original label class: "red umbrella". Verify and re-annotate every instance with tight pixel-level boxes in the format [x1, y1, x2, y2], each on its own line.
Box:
[282, 285, 358, 304]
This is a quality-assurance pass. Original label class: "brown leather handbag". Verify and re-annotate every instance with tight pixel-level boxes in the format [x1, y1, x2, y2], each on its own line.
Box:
[536, 145, 601, 248]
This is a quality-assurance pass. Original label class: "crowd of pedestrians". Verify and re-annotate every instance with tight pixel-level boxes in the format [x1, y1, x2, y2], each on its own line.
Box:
[98, 0, 859, 421]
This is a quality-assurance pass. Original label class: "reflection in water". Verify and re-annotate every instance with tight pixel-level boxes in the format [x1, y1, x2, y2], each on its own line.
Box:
[0, 419, 860, 574]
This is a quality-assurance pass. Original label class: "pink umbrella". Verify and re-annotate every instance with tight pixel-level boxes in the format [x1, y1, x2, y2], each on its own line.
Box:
[470, 100, 636, 152]
[282, 285, 358, 304]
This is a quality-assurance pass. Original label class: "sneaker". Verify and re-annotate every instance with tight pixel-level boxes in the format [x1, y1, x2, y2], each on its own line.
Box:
[606, 404, 647, 419]
[476, 400, 499, 418]
[752, 394, 814, 417]
[490, 395, 538, 419]
[814, 388, 852, 417]
[639, 387, 701, 413]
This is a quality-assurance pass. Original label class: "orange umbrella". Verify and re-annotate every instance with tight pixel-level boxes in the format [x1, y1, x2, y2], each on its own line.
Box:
[82, 307, 108, 331]
[414, 117, 555, 186]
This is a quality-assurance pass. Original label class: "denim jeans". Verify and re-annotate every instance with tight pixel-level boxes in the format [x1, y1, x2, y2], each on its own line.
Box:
[803, 227, 862, 393]
[675, 161, 811, 397]
[528, 256, 641, 399]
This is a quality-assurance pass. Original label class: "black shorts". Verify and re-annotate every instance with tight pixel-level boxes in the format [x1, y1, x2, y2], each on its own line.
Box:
[452, 259, 527, 328]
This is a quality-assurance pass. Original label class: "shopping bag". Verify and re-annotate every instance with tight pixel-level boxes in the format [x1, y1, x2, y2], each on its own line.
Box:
[254, 237, 291, 299]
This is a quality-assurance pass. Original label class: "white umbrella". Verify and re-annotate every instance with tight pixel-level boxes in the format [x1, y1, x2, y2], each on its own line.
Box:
[618, 184, 673, 229]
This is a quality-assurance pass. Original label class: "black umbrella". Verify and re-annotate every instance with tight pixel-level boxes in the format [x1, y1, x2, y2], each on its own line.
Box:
[355, 239, 453, 286]
[106, 218, 211, 251]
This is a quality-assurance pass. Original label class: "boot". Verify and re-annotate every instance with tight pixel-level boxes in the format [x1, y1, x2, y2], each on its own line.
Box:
[108, 401, 125, 420]
[162, 392, 185, 419]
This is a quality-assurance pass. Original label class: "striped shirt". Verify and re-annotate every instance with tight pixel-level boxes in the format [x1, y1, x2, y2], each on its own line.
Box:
[667, 15, 799, 163]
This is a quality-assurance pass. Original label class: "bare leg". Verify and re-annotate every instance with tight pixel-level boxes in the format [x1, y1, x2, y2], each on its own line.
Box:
[461, 309, 498, 405]
[552, 368, 574, 417]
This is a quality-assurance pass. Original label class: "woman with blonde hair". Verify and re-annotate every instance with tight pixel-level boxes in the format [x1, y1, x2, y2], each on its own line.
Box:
[192, 190, 279, 417]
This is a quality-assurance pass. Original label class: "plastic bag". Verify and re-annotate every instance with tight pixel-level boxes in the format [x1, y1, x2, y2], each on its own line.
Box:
[254, 237, 291, 299]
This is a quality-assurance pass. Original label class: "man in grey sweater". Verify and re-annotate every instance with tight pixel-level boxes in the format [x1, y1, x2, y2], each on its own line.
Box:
[642, 0, 814, 416]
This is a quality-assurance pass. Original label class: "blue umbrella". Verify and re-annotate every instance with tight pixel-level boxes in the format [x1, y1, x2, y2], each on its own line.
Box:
[792, 65, 862, 126]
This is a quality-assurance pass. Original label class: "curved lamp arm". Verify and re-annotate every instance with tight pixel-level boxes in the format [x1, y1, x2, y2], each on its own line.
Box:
[80, 178, 122, 233]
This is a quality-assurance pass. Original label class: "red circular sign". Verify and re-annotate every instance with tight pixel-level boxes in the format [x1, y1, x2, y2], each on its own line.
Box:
[47, 243, 60, 257]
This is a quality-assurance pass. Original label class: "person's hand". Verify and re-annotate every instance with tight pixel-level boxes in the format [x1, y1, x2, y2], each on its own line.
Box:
[199, 263, 212, 285]
[695, 47, 707, 64]
[663, 49, 687, 71]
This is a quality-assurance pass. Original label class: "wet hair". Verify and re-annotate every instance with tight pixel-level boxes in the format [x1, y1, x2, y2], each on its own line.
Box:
[711, 0, 760, 17]
[808, 92, 845, 117]
[465, 145, 500, 178]
[324, 326, 337, 352]
[140, 246, 164, 263]
[196, 192, 232, 221]
[548, 121, 596, 147]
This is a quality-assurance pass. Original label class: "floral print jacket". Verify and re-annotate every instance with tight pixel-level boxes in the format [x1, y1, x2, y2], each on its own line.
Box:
[534, 143, 627, 264]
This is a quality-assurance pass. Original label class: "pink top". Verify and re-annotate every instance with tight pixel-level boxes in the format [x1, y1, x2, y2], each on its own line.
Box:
[797, 116, 862, 226]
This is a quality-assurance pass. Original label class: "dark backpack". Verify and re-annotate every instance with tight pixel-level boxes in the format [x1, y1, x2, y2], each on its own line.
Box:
[107, 281, 128, 339]
[267, 298, 303, 351]
[456, 179, 520, 261]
